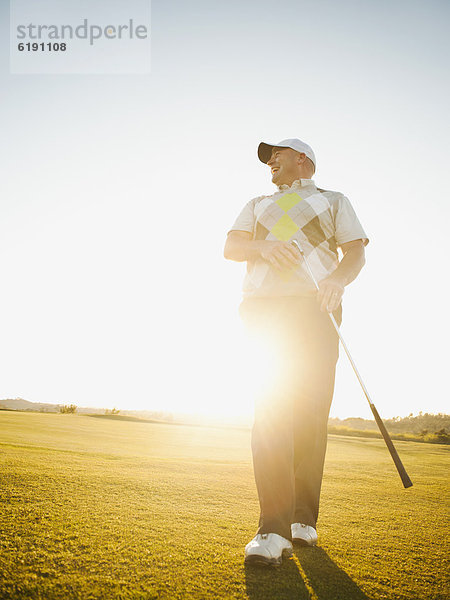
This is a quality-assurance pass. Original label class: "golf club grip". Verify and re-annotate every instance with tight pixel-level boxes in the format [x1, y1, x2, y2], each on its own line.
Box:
[369, 403, 413, 488]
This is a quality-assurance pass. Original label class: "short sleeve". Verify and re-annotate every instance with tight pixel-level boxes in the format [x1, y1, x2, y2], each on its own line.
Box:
[227, 198, 258, 235]
[334, 195, 369, 247]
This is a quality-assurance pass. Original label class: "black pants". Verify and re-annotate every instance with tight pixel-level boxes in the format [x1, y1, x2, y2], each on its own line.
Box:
[239, 296, 341, 541]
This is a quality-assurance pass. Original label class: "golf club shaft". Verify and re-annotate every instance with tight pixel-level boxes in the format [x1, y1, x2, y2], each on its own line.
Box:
[290, 239, 413, 488]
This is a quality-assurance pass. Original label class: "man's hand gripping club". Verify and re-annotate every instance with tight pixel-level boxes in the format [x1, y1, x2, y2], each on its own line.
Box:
[261, 239, 344, 313]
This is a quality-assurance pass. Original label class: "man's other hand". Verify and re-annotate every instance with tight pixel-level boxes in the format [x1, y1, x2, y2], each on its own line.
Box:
[317, 277, 345, 312]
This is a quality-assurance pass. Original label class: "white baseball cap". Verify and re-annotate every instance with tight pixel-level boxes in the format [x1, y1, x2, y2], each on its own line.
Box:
[258, 138, 316, 171]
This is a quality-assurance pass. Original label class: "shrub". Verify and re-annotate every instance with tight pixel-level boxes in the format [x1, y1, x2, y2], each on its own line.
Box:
[59, 404, 77, 414]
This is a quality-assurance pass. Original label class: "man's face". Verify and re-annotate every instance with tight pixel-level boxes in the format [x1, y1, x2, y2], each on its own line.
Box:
[267, 147, 302, 186]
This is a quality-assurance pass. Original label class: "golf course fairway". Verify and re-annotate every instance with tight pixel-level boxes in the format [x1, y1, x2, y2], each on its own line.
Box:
[0, 411, 448, 599]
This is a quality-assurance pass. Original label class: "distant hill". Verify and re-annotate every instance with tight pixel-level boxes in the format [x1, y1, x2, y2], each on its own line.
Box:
[0, 398, 103, 414]
[0, 398, 60, 412]
[0, 398, 175, 420]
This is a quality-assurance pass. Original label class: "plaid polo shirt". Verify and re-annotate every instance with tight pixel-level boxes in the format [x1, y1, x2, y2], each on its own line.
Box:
[228, 178, 369, 298]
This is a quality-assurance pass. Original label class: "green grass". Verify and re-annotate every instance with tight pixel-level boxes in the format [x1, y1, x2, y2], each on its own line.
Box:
[0, 412, 448, 600]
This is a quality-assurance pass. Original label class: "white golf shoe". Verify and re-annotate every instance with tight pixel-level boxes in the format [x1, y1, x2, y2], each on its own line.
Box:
[244, 533, 293, 567]
[291, 523, 318, 546]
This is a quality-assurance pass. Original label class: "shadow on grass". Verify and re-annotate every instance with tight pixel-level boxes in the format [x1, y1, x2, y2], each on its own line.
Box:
[245, 546, 370, 600]
[245, 557, 311, 600]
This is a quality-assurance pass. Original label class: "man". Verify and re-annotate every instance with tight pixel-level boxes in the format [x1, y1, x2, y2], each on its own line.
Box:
[224, 138, 368, 567]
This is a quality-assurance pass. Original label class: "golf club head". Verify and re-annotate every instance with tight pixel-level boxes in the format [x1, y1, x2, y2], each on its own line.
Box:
[291, 239, 304, 255]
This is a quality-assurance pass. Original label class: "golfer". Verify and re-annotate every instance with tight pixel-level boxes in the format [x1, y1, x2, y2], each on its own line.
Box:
[224, 139, 369, 566]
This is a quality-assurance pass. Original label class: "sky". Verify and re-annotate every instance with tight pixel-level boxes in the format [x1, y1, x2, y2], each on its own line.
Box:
[1, 0, 449, 420]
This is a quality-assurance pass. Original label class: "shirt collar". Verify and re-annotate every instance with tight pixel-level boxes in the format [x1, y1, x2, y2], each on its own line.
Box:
[277, 178, 315, 191]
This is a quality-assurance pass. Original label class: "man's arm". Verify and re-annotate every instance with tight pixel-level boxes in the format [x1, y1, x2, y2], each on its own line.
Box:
[224, 231, 300, 270]
[317, 239, 366, 312]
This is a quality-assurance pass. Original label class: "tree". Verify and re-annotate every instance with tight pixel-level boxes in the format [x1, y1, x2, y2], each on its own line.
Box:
[59, 404, 77, 414]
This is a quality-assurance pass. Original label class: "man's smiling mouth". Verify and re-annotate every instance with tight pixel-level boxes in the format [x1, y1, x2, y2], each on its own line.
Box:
[271, 167, 280, 174]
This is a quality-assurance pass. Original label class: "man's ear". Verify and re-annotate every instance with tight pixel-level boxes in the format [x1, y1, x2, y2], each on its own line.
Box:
[296, 152, 306, 165]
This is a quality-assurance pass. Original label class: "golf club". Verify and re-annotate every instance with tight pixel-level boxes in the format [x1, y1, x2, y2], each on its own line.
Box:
[290, 239, 413, 489]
